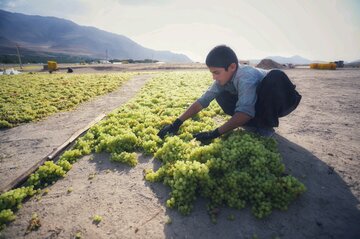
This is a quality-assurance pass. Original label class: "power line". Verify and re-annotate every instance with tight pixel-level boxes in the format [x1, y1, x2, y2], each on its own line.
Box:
[15, 43, 23, 69]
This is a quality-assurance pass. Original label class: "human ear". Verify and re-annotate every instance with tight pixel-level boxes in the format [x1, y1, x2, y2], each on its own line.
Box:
[229, 63, 237, 72]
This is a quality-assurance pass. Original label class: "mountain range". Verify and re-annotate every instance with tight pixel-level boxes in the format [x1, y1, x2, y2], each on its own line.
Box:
[250, 55, 311, 65]
[0, 9, 191, 63]
[264, 55, 312, 65]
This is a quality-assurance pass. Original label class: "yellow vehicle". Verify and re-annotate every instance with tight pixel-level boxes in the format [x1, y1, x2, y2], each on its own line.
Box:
[47, 61, 58, 73]
[310, 62, 336, 70]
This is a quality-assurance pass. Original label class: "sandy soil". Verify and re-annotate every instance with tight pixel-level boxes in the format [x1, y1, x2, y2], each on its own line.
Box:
[1, 68, 360, 239]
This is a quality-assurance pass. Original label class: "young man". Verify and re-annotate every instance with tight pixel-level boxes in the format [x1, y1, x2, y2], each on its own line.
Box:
[158, 45, 301, 142]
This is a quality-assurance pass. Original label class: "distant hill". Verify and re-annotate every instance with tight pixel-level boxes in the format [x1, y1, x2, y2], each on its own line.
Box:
[345, 59, 360, 67]
[0, 10, 192, 63]
[250, 55, 311, 65]
[264, 55, 311, 65]
[349, 59, 360, 64]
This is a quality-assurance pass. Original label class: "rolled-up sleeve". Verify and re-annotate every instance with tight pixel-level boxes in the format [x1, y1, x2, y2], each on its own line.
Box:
[197, 82, 223, 108]
[234, 75, 258, 117]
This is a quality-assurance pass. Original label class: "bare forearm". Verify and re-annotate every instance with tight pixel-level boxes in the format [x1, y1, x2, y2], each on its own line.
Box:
[218, 112, 252, 134]
[178, 101, 203, 122]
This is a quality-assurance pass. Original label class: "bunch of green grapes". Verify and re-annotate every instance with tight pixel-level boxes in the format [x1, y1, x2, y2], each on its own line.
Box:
[168, 160, 210, 215]
[139, 127, 162, 153]
[147, 159, 209, 215]
[57, 159, 72, 172]
[154, 136, 191, 164]
[0, 186, 36, 211]
[0, 186, 37, 229]
[94, 132, 138, 154]
[58, 149, 83, 164]
[110, 152, 138, 166]
[268, 175, 307, 211]
[26, 161, 66, 188]
[74, 138, 93, 155]
[141, 140, 159, 155]
[0, 209, 16, 229]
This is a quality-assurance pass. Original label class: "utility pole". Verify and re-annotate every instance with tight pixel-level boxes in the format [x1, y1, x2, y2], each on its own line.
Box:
[15, 43, 23, 69]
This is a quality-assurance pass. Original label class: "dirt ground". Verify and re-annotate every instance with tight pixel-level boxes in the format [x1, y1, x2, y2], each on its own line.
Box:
[1, 68, 360, 239]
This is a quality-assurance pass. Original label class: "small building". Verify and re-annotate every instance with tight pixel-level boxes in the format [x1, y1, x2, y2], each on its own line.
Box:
[99, 60, 111, 64]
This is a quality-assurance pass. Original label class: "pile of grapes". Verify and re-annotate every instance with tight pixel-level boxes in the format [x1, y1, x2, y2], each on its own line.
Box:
[0, 72, 305, 229]
[0, 72, 134, 128]
[146, 132, 305, 219]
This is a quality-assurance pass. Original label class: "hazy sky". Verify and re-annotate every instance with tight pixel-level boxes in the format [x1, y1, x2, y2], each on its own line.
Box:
[1, 0, 359, 62]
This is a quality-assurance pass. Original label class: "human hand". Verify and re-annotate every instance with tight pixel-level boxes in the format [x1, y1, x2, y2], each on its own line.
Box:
[157, 118, 183, 139]
[193, 128, 221, 143]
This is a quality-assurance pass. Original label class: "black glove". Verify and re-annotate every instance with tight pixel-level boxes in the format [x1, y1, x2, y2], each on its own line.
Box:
[157, 118, 183, 139]
[193, 128, 221, 143]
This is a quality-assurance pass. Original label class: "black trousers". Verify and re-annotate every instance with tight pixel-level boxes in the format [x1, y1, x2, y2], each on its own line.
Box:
[215, 70, 302, 128]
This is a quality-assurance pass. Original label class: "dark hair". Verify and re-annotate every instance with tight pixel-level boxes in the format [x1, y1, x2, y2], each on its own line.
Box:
[205, 45, 238, 70]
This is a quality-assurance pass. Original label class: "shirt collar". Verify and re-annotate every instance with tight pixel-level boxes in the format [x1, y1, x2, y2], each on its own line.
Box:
[229, 63, 241, 83]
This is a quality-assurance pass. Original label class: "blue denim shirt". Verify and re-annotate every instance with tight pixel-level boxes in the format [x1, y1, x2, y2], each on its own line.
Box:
[197, 64, 268, 117]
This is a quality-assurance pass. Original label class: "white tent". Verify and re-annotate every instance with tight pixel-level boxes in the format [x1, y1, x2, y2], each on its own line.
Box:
[0, 68, 22, 75]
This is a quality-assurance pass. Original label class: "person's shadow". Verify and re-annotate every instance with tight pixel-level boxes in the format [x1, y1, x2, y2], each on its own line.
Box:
[147, 133, 360, 239]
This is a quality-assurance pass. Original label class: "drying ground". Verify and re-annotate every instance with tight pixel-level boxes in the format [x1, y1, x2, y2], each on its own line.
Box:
[1, 68, 359, 239]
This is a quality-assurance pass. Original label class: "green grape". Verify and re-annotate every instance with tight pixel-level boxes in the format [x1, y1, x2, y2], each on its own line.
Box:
[110, 152, 138, 167]
[58, 149, 83, 164]
[57, 159, 72, 172]
[0, 186, 36, 211]
[106, 133, 138, 153]
[141, 140, 158, 155]
[92, 215, 102, 224]
[0, 209, 16, 226]
[26, 161, 65, 188]
[155, 136, 190, 163]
